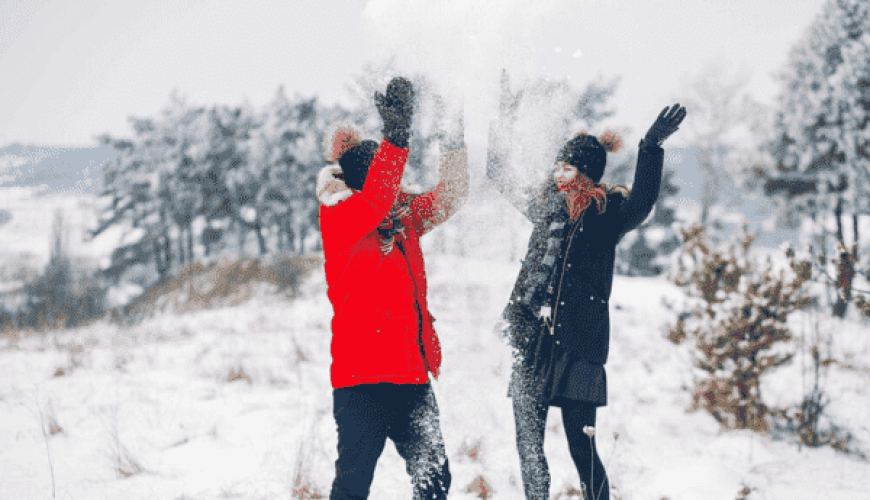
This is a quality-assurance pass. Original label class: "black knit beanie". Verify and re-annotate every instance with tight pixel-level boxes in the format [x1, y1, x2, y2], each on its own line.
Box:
[556, 134, 607, 183]
[338, 140, 379, 191]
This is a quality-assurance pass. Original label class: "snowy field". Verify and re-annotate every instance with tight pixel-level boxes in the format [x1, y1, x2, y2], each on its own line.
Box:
[0, 187, 114, 268]
[2, 250, 869, 500]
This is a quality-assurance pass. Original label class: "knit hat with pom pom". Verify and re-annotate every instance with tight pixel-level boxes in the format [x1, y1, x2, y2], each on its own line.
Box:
[556, 131, 622, 184]
[322, 123, 378, 191]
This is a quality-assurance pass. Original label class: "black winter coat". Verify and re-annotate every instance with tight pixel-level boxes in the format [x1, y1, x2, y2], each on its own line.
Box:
[493, 142, 664, 366]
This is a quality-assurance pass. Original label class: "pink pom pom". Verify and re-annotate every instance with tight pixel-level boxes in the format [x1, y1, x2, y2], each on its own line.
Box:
[322, 123, 363, 163]
[598, 130, 622, 153]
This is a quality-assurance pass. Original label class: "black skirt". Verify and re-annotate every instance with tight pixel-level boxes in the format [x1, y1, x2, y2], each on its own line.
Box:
[508, 320, 607, 407]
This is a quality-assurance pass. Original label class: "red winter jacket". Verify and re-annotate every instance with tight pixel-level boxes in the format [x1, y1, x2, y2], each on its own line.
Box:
[316, 140, 461, 389]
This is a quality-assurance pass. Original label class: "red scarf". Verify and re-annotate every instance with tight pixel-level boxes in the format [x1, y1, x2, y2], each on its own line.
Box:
[557, 175, 606, 220]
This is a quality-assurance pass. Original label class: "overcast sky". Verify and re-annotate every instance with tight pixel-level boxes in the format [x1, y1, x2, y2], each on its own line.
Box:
[1, 0, 829, 148]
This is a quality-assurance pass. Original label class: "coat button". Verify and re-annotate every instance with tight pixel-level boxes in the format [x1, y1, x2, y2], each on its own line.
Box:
[557, 324, 561, 327]
[560, 301, 565, 305]
[567, 264, 571, 268]
[555, 340, 560, 345]
[589, 296, 594, 300]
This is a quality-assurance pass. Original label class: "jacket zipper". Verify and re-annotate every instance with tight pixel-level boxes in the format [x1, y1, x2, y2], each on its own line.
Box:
[395, 239, 431, 375]
[545, 213, 583, 336]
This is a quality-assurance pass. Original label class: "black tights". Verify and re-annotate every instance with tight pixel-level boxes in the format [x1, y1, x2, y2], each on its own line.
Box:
[513, 395, 609, 500]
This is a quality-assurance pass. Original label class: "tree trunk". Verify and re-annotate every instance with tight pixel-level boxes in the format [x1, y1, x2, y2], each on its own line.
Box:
[203, 228, 211, 258]
[853, 213, 859, 260]
[164, 229, 173, 272]
[835, 197, 845, 248]
[290, 216, 296, 254]
[187, 224, 195, 264]
[237, 219, 246, 257]
[274, 222, 282, 252]
[833, 243, 854, 318]
[255, 221, 267, 256]
[298, 223, 307, 254]
[178, 229, 187, 266]
[698, 146, 717, 228]
[153, 236, 168, 282]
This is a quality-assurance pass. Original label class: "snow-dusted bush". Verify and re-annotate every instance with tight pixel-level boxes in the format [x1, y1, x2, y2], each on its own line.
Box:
[669, 223, 813, 431]
[2, 212, 108, 333]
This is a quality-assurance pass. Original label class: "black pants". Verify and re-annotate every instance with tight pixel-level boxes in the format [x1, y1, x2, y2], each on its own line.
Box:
[330, 383, 451, 500]
[513, 393, 609, 500]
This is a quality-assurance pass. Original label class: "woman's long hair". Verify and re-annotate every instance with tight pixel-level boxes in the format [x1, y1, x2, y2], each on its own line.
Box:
[533, 175, 633, 240]
[535, 130, 628, 221]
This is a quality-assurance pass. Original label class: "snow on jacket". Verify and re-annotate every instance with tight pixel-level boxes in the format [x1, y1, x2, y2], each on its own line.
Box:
[316, 139, 468, 389]
[487, 137, 664, 366]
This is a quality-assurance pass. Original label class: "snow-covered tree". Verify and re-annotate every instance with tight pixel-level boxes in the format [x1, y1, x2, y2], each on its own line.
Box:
[613, 166, 682, 276]
[94, 88, 349, 285]
[761, 0, 870, 316]
[676, 62, 765, 229]
[94, 92, 213, 280]
[253, 88, 340, 254]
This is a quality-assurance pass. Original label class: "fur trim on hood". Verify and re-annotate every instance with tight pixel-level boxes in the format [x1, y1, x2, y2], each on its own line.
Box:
[315, 165, 424, 207]
[316, 165, 354, 207]
[322, 122, 363, 163]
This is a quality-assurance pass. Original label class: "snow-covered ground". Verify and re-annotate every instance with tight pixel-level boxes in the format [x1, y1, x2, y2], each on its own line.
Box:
[2, 252, 869, 500]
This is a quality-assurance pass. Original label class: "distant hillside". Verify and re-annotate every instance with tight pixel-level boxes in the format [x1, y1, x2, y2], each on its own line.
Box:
[0, 142, 117, 194]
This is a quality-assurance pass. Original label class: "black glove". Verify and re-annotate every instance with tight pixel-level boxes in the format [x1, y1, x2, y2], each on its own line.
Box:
[375, 77, 415, 149]
[642, 103, 687, 148]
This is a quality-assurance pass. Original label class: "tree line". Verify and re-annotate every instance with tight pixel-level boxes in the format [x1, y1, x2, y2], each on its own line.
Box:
[90, 0, 870, 313]
[92, 87, 349, 284]
[757, 0, 870, 316]
[90, 66, 677, 287]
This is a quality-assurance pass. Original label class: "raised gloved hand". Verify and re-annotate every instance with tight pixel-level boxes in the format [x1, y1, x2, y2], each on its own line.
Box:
[642, 104, 687, 148]
[434, 94, 465, 150]
[375, 77, 415, 149]
[498, 69, 523, 122]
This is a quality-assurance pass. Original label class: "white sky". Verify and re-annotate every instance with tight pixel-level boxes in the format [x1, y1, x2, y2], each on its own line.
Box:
[0, 0, 829, 148]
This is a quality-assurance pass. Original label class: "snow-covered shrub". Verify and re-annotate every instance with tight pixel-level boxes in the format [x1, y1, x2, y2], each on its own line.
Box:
[225, 364, 253, 384]
[9, 212, 108, 332]
[769, 324, 866, 458]
[292, 439, 326, 499]
[668, 223, 813, 431]
[831, 243, 858, 317]
[465, 474, 494, 499]
[855, 293, 870, 318]
[23, 258, 106, 330]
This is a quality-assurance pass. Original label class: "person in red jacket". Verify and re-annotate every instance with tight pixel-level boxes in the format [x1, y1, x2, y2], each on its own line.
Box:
[316, 77, 468, 500]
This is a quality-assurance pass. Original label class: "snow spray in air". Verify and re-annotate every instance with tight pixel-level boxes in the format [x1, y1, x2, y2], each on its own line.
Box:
[362, 0, 581, 151]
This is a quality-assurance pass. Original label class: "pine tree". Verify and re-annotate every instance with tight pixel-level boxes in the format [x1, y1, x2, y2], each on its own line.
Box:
[613, 165, 682, 276]
[762, 0, 870, 316]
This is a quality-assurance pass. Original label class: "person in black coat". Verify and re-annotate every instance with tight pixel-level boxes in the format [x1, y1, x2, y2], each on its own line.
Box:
[486, 72, 686, 500]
